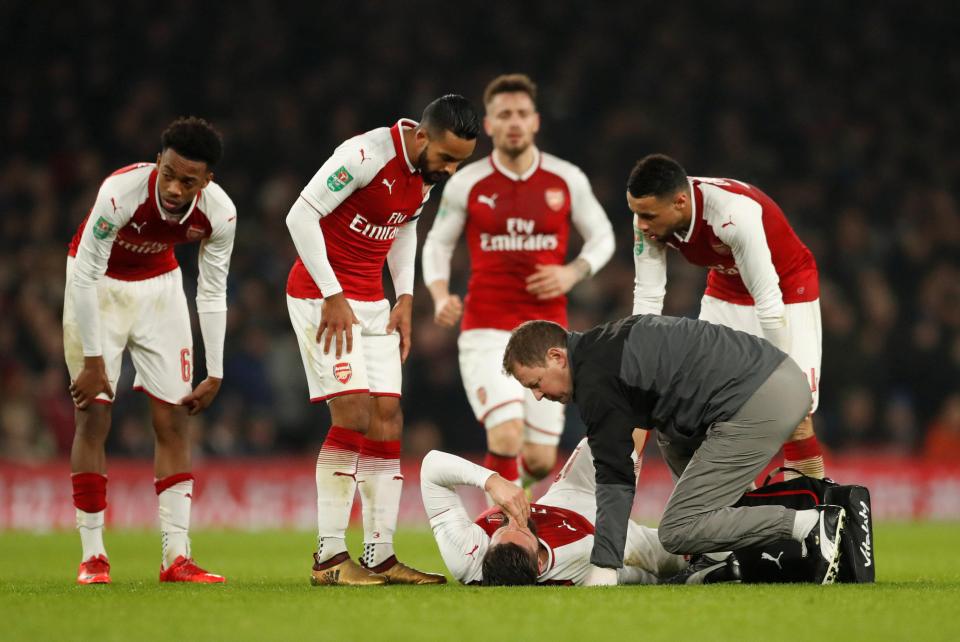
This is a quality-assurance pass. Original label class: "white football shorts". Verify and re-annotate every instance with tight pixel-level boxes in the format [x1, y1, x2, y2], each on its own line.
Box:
[458, 329, 565, 446]
[698, 295, 822, 412]
[63, 257, 194, 405]
[287, 296, 401, 402]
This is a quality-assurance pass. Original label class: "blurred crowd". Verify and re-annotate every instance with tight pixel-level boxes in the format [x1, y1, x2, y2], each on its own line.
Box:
[2, 1, 959, 463]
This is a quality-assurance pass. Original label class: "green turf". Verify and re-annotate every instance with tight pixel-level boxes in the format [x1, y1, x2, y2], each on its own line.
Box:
[2, 523, 958, 642]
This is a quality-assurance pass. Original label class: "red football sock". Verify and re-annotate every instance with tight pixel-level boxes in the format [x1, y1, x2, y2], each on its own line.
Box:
[483, 451, 519, 483]
[783, 435, 826, 480]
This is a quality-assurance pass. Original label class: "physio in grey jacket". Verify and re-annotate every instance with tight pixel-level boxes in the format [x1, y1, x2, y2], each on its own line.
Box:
[503, 315, 814, 584]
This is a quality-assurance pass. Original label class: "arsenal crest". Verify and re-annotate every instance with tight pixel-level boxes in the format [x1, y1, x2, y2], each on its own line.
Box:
[186, 225, 206, 241]
[544, 188, 566, 212]
[477, 386, 487, 405]
[333, 361, 353, 384]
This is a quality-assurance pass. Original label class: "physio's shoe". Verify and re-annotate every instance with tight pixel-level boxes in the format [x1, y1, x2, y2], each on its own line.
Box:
[77, 554, 111, 585]
[159, 556, 226, 583]
[661, 552, 741, 585]
[311, 552, 387, 586]
[803, 504, 846, 585]
[365, 555, 447, 585]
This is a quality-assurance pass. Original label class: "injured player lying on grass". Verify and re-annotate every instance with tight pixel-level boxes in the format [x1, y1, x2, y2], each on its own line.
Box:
[421, 438, 740, 586]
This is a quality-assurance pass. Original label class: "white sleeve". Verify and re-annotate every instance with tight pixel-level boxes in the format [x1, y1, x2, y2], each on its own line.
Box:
[713, 196, 789, 351]
[569, 169, 615, 275]
[420, 450, 495, 584]
[421, 185, 468, 286]
[70, 184, 134, 356]
[631, 215, 667, 316]
[288, 138, 377, 298]
[195, 205, 236, 379]
[386, 217, 418, 297]
[285, 197, 342, 297]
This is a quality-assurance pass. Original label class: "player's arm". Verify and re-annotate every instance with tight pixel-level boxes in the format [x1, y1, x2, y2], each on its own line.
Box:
[286, 140, 372, 357]
[632, 214, 667, 316]
[386, 214, 419, 362]
[68, 184, 133, 408]
[714, 197, 790, 352]
[421, 185, 468, 327]
[181, 202, 237, 415]
[527, 169, 614, 300]
[420, 450, 528, 584]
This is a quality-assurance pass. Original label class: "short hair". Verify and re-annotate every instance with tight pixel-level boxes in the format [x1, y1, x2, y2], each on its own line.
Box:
[481, 543, 538, 586]
[626, 154, 688, 199]
[161, 116, 223, 168]
[502, 320, 569, 377]
[483, 73, 538, 108]
[421, 94, 481, 141]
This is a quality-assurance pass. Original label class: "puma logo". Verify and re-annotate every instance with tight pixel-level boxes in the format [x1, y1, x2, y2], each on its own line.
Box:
[360, 148, 371, 163]
[130, 221, 147, 234]
[761, 551, 784, 570]
[466, 545, 479, 558]
[720, 216, 735, 229]
[560, 520, 576, 532]
[478, 193, 498, 209]
[383, 178, 396, 194]
[111, 197, 119, 213]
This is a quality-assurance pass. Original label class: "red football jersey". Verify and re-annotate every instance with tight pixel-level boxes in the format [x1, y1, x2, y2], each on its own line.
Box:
[286, 120, 427, 300]
[664, 177, 819, 304]
[67, 164, 235, 281]
[423, 150, 612, 331]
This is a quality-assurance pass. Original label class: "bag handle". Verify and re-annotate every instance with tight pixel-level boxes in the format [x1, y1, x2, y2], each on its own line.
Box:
[760, 466, 807, 487]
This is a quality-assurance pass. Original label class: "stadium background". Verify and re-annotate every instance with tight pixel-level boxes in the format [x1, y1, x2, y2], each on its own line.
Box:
[2, 1, 959, 527]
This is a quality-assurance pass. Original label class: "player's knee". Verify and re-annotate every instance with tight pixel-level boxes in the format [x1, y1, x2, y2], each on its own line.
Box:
[329, 394, 371, 432]
[487, 420, 523, 455]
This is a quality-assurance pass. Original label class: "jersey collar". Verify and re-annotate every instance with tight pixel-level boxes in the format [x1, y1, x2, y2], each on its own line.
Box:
[391, 118, 419, 176]
[675, 177, 698, 243]
[151, 166, 200, 224]
[490, 147, 541, 182]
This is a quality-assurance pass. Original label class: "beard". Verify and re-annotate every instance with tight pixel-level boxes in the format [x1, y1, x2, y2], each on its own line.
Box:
[416, 148, 451, 185]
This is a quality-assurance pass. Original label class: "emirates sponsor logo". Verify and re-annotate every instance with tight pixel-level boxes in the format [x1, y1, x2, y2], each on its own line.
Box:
[348, 213, 405, 241]
[544, 188, 565, 212]
[116, 238, 169, 254]
[480, 217, 558, 252]
[333, 362, 352, 384]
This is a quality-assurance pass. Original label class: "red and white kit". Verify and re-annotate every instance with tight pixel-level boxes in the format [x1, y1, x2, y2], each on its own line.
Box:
[422, 149, 614, 443]
[633, 177, 822, 409]
[64, 163, 236, 403]
[286, 119, 428, 401]
[421, 440, 683, 585]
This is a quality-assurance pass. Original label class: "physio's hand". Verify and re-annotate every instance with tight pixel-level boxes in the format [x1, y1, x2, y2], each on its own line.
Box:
[179, 377, 222, 415]
[485, 474, 530, 527]
[70, 356, 114, 410]
[433, 294, 463, 327]
[317, 293, 360, 358]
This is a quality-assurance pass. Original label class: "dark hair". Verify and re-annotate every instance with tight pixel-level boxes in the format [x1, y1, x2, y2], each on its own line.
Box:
[483, 73, 538, 107]
[421, 94, 481, 141]
[161, 116, 224, 168]
[481, 543, 538, 586]
[503, 320, 569, 376]
[626, 154, 688, 199]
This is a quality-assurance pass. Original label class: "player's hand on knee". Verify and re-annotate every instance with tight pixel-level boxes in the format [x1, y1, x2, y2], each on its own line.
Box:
[433, 294, 463, 327]
[318, 294, 359, 358]
[387, 294, 413, 362]
[485, 474, 530, 527]
[70, 356, 114, 410]
[179, 377, 222, 415]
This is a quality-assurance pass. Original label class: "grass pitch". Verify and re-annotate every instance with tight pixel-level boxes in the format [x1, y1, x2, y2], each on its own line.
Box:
[2, 523, 959, 642]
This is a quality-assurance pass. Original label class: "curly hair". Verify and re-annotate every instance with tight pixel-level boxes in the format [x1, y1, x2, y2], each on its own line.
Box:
[160, 116, 224, 168]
